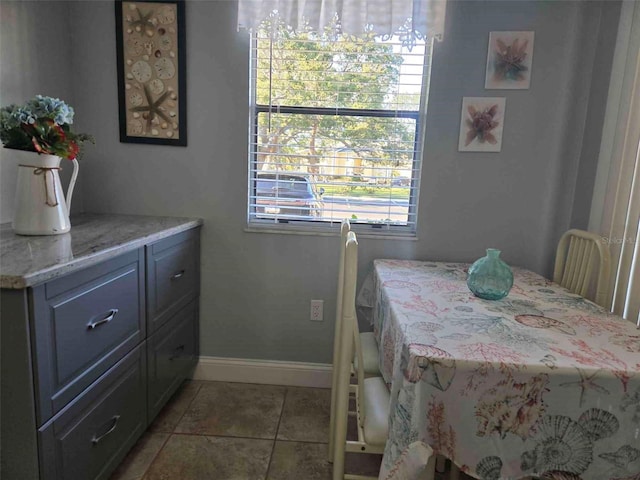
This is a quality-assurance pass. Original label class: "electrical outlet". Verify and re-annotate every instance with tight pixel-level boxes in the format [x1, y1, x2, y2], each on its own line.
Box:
[310, 299, 324, 321]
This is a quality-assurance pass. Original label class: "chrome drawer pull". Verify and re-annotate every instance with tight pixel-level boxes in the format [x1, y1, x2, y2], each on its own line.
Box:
[91, 415, 120, 445]
[170, 270, 185, 281]
[169, 344, 185, 361]
[87, 309, 119, 330]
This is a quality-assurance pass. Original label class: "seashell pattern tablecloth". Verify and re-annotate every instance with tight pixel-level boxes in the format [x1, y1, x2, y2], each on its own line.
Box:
[357, 260, 640, 480]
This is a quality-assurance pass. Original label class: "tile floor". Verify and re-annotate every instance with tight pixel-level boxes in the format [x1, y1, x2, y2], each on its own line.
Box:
[109, 380, 383, 480]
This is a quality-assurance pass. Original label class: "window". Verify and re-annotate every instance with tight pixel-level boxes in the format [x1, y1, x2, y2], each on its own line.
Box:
[247, 22, 433, 235]
[590, 0, 640, 325]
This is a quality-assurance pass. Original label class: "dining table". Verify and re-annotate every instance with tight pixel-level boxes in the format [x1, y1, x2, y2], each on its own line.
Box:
[356, 259, 640, 480]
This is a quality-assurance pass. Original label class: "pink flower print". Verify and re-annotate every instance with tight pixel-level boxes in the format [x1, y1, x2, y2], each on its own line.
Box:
[566, 314, 629, 336]
[493, 38, 529, 82]
[465, 104, 500, 146]
[426, 397, 457, 460]
[457, 342, 523, 363]
[395, 294, 449, 318]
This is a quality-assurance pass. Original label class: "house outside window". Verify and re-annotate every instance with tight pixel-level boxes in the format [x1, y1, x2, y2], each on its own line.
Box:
[247, 21, 433, 236]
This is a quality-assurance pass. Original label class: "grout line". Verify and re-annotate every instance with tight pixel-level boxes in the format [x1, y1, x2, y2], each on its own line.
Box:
[138, 432, 172, 480]
[169, 431, 282, 441]
[195, 379, 329, 390]
[168, 380, 204, 433]
[167, 430, 330, 445]
[132, 382, 335, 479]
[137, 381, 205, 480]
[264, 386, 289, 480]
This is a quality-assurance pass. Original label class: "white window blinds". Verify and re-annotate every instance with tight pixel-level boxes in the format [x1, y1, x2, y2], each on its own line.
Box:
[591, 0, 640, 326]
[246, 22, 432, 233]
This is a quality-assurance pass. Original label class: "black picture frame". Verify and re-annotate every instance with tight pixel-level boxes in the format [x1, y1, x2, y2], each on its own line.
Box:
[115, 0, 187, 146]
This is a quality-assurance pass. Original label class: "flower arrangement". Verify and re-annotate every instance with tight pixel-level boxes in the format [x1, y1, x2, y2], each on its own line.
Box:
[0, 95, 93, 160]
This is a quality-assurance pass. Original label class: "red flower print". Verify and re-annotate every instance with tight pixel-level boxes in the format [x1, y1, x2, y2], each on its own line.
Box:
[458, 342, 523, 363]
[426, 397, 457, 459]
[465, 104, 500, 146]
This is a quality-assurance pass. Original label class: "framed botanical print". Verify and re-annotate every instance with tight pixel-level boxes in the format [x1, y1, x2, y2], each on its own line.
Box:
[458, 97, 506, 152]
[115, 0, 187, 145]
[485, 31, 535, 90]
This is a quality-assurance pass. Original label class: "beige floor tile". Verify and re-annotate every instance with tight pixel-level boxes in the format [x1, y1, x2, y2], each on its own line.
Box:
[148, 380, 203, 433]
[109, 433, 169, 480]
[175, 382, 286, 439]
[267, 441, 332, 480]
[277, 387, 331, 442]
[268, 441, 382, 480]
[143, 434, 272, 480]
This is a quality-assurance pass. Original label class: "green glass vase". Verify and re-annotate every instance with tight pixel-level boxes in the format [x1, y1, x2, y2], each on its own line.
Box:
[467, 248, 514, 300]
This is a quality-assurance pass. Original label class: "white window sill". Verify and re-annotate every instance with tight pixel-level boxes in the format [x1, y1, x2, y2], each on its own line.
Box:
[244, 224, 418, 241]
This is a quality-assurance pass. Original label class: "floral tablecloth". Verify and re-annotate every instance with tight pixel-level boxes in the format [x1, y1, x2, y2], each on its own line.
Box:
[357, 260, 640, 480]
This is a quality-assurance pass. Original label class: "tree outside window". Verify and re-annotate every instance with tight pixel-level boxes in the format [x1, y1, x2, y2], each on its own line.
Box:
[249, 21, 432, 232]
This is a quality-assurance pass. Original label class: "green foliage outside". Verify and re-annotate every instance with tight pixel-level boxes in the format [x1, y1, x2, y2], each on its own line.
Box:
[317, 183, 410, 200]
[254, 21, 422, 179]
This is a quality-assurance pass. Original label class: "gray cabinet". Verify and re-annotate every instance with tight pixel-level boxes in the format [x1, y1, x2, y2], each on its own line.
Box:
[0, 226, 201, 480]
[147, 299, 199, 422]
[38, 345, 147, 480]
[146, 229, 200, 334]
[30, 249, 146, 424]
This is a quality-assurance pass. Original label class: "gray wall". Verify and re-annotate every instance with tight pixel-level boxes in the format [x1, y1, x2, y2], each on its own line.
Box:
[0, 1, 81, 224]
[2, 1, 619, 363]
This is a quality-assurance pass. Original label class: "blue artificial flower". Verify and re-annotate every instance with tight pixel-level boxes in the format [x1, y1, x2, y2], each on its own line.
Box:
[26, 95, 74, 125]
[15, 107, 36, 125]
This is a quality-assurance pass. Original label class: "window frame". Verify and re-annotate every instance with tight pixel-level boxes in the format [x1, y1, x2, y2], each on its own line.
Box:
[246, 33, 433, 237]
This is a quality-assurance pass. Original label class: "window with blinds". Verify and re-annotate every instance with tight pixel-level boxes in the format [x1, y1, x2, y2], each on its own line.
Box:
[247, 22, 433, 234]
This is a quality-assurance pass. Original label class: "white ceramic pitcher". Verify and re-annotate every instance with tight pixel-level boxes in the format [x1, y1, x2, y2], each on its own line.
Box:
[12, 150, 78, 235]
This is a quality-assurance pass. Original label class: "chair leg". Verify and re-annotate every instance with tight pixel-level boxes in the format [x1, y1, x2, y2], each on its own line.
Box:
[328, 368, 337, 462]
[450, 463, 461, 480]
[419, 452, 437, 480]
[332, 410, 347, 479]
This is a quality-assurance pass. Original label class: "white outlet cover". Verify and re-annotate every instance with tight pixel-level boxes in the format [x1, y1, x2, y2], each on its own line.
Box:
[310, 300, 324, 321]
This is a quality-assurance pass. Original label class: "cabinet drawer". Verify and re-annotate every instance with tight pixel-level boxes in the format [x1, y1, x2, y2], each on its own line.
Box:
[31, 249, 145, 424]
[146, 228, 200, 333]
[147, 299, 199, 422]
[38, 344, 146, 480]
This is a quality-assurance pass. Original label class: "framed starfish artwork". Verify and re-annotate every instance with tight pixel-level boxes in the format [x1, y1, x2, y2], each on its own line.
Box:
[115, 0, 187, 145]
[485, 31, 535, 90]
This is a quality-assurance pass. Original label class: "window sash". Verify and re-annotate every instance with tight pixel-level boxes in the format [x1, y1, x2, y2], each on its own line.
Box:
[247, 32, 431, 234]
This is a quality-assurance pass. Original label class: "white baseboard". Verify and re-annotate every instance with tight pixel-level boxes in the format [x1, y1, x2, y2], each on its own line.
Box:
[192, 356, 333, 388]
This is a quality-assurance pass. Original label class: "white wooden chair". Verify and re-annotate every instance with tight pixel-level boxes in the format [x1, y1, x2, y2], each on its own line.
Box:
[332, 231, 392, 480]
[354, 331, 380, 378]
[339, 220, 380, 378]
[553, 229, 612, 308]
[329, 220, 381, 462]
[330, 232, 439, 480]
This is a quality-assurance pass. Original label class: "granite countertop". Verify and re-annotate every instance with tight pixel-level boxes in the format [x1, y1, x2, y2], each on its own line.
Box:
[0, 213, 202, 289]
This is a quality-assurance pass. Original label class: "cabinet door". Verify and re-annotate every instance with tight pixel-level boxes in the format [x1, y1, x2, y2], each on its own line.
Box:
[31, 249, 145, 425]
[147, 299, 199, 422]
[146, 228, 200, 334]
[38, 344, 146, 480]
